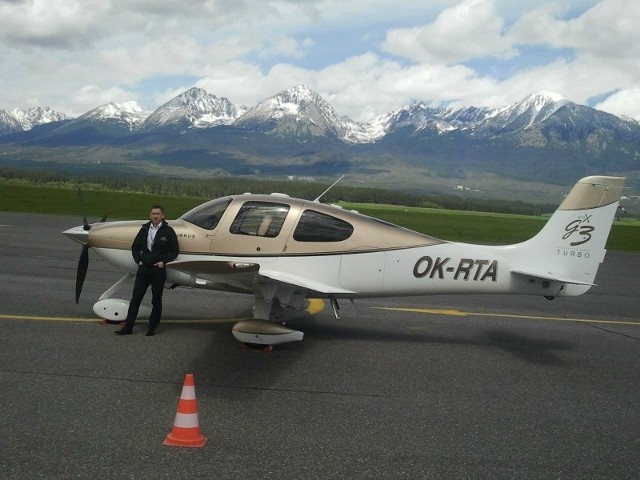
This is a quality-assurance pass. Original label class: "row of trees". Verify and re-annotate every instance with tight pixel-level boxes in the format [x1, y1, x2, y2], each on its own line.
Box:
[0, 167, 555, 216]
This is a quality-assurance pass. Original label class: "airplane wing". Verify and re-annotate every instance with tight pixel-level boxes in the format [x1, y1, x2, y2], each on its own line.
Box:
[168, 259, 354, 295]
[168, 259, 259, 275]
[511, 268, 596, 286]
[258, 268, 355, 295]
[166, 259, 257, 294]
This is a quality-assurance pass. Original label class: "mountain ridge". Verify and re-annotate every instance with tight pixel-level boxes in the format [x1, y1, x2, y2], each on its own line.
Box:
[1, 85, 619, 143]
[1, 85, 639, 192]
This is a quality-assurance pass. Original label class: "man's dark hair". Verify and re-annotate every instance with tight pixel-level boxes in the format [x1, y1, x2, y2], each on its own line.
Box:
[151, 204, 164, 213]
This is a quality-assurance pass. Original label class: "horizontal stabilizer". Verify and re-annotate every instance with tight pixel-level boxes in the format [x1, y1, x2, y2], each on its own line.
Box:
[511, 269, 596, 287]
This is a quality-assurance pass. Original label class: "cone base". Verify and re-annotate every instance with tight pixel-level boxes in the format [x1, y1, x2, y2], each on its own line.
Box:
[163, 433, 207, 448]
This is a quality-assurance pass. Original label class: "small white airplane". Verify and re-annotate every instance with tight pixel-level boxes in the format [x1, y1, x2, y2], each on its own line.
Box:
[64, 175, 625, 346]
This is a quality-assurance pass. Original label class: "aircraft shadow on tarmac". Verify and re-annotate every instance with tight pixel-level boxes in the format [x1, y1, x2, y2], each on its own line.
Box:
[302, 322, 570, 366]
[173, 314, 572, 368]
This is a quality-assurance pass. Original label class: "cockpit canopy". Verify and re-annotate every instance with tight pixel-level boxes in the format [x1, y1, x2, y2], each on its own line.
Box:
[179, 193, 440, 255]
[180, 195, 356, 243]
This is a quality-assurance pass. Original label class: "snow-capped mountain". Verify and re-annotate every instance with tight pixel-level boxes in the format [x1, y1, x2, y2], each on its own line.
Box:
[235, 84, 356, 141]
[378, 102, 459, 137]
[12, 106, 69, 130]
[376, 92, 569, 140]
[0, 106, 68, 135]
[340, 115, 390, 143]
[140, 87, 241, 130]
[0, 87, 626, 144]
[1, 85, 639, 187]
[76, 101, 150, 130]
[0, 110, 22, 136]
[470, 91, 568, 136]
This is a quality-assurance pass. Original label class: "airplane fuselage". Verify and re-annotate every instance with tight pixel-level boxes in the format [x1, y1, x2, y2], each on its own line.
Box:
[64, 177, 625, 344]
[84, 218, 566, 300]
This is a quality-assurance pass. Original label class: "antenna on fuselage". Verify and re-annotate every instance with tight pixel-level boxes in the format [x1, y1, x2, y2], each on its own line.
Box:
[314, 174, 345, 203]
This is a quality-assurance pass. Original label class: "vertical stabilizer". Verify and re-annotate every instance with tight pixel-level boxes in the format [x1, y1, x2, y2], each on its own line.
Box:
[507, 176, 625, 296]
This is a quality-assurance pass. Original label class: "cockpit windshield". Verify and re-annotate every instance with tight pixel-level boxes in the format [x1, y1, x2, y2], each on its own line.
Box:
[180, 197, 232, 230]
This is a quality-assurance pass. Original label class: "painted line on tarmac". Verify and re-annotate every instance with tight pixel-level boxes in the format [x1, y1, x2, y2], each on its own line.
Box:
[374, 307, 640, 327]
[0, 314, 96, 322]
[5, 309, 637, 327]
[0, 314, 240, 324]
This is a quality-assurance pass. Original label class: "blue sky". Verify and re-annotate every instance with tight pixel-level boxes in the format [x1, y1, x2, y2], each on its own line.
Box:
[1, 0, 639, 122]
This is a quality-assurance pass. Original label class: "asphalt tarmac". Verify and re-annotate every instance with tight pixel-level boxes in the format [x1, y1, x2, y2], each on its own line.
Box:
[1, 211, 639, 479]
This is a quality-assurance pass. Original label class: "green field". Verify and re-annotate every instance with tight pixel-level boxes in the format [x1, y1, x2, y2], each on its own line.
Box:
[1, 183, 638, 251]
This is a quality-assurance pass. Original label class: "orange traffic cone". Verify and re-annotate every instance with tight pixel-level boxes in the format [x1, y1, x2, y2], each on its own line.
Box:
[163, 373, 207, 447]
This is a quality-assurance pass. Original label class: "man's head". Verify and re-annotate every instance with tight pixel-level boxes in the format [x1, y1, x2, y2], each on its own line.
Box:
[149, 205, 165, 226]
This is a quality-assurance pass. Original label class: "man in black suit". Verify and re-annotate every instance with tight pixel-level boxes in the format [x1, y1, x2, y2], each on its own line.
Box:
[116, 205, 179, 336]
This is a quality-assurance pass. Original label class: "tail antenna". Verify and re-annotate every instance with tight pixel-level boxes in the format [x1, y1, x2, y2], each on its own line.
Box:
[314, 175, 345, 203]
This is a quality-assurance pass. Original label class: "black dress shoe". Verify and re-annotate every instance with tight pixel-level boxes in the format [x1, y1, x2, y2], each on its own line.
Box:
[145, 329, 155, 337]
[115, 327, 132, 335]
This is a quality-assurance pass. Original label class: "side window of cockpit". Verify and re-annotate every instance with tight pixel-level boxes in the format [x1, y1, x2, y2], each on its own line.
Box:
[180, 197, 231, 230]
[293, 210, 354, 242]
[230, 202, 289, 237]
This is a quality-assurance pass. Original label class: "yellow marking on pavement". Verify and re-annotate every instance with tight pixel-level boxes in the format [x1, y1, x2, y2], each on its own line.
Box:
[0, 314, 97, 322]
[375, 307, 468, 316]
[374, 307, 640, 327]
[0, 314, 240, 324]
[5, 309, 637, 328]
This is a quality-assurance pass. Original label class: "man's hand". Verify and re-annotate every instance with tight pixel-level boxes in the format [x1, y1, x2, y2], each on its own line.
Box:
[154, 261, 165, 268]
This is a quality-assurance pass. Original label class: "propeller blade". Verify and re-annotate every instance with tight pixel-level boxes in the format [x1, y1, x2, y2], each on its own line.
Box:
[75, 245, 89, 303]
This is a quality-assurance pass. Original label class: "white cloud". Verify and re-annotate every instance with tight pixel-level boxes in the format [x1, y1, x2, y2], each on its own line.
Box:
[193, 53, 497, 122]
[0, 0, 112, 48]
[502, 0, 640, 116]
[268, 35, 314, 60]
[69, 85, 135, 113]
[315, 54, 495, 119]
[0, 1, 639, 122]
[194, 62, 273, 107]
[595, 88, 640, 120]
[100, 36, 203, 83]
[509, 0, 640, 57]
[383, 0, 516, 64]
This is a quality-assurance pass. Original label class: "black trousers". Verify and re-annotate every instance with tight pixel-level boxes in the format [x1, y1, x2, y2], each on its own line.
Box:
[124, 265, 167, 330]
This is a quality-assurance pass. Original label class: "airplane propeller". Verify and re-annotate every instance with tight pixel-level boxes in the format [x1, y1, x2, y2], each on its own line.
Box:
[74, 188, 107, 303]
[76, 244, 89, 303]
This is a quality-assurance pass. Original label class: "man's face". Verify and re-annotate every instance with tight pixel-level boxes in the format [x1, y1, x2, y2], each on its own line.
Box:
[149, 208, 164, 226]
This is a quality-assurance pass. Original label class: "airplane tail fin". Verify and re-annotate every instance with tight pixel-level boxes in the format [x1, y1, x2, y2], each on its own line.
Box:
[506, 176, 625, 296]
